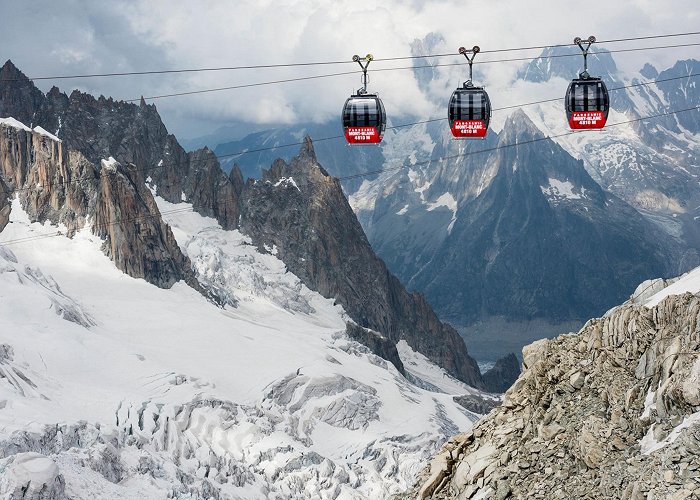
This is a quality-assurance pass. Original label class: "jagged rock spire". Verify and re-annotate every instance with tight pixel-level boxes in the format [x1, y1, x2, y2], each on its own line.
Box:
[299, 135, 317, 162]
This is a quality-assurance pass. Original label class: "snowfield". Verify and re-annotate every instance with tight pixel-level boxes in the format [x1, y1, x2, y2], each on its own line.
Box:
[0, 196, 482, 499]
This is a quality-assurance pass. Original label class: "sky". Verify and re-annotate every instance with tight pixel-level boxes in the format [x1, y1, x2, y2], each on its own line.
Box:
[1, 0, 699, 141]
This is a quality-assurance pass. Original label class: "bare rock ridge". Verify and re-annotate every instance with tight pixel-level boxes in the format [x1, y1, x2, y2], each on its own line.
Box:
[238, 138, 483, 388]
[0, 60, 484, 388]
[95, 158, 195, 288]
[406, 292, 700, 499]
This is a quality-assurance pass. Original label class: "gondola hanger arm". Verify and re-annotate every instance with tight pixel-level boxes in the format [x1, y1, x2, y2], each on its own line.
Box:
[353, 54, 374, 94]
[574, 35, 596, 78]
[458, 45, 480, 87]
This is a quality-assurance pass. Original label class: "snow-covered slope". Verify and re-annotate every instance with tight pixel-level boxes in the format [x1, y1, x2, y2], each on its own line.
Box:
[0, 196, 482, 499]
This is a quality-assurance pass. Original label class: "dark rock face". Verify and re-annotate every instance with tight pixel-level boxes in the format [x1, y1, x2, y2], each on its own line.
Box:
[183, 147, 240, 229]
[238, 138, 483, 388]
[452, 394, 500, 415]
[0, 174, 10, 232]
[94, 159, 196, 288]
[482, 353, 521, 394]
[345, 323, 405, 375]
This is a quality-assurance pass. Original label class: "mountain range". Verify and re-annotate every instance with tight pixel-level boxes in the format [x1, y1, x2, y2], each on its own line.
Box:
[189, 41, 700, 361]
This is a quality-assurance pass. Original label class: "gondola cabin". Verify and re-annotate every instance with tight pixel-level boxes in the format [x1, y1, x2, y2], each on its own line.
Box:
[342, 94, 386, 144]
[565, 78, 609, 130]
[448, 86, 491, 138]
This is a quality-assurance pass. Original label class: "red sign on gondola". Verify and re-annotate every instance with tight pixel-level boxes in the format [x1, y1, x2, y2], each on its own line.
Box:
[345, 126, 381, 144]
[569, 111, 606, 130]
[451, 120, 487, 138]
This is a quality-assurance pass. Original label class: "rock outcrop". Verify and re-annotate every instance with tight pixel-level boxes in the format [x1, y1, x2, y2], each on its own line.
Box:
[482, 353, 521, 394]
[0, 121, 195, 290]
[238, 138, 483, 388]
[406, 292, 700, 499]
[0, 176, 9, 232]
[94, 158, 196, 288]
[346, 323, 405, 376]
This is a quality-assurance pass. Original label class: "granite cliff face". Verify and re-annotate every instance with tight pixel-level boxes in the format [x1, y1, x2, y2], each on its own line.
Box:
[0, 121, 196, 290]
[407, 290, 700, 499]
[95, 158, 196, 288]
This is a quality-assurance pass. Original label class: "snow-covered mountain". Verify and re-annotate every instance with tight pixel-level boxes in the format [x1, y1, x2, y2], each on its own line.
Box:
[0, 60, 518, 498]
[0, 59, 490, 391]
[355, 48, 700, 361]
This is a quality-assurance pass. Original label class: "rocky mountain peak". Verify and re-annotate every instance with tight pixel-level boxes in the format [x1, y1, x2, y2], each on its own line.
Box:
[482, 353, 521, 393]
[502, 109, 545, 141]
[228, 164, 245, 194]
[298, 135, 317, 163]
[410, 32, 447, 96]
[640, 62, 659, 79]
[239, 142, 484, 387]
[0, 60, 46, 128]
[1, 59, 26, 80]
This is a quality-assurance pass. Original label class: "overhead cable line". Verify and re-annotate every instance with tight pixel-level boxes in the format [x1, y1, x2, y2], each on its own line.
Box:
[123, 42, 700, 102]
[3, 72, 699, 199]
[6, 30, 700, 82]
[1, 104, 698, 248]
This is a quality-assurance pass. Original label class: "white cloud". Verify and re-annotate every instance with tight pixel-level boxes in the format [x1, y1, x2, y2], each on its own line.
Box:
[1, 0, 698, 139]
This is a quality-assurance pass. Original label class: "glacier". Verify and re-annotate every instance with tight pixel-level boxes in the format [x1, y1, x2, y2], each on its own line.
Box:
[0, 193, 486, 498]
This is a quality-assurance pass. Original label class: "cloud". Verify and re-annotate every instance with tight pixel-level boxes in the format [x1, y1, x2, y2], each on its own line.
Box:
[1, 0, 698, 139]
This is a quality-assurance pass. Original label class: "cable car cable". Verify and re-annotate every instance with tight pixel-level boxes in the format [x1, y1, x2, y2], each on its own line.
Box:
[337, 104, 700, 181]
[5, 30, 700, 82]
[122, 42, 700, 103]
